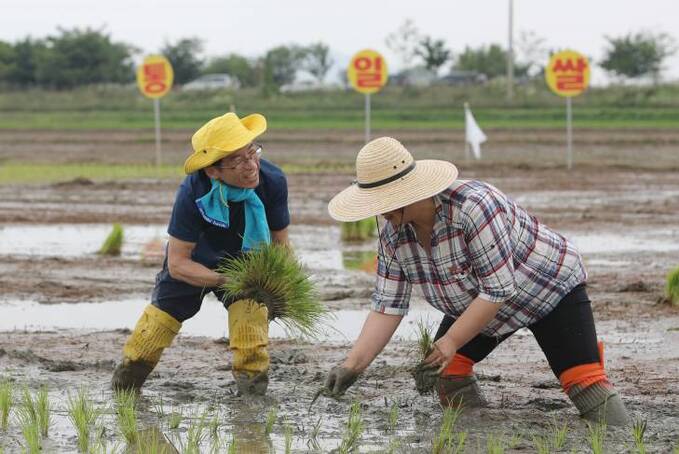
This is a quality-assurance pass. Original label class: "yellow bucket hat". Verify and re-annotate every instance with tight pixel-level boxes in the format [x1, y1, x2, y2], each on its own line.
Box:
[184, 112, 267, 174]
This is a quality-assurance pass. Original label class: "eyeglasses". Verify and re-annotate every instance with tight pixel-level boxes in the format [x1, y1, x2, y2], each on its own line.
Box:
[218, 144, 262, 170]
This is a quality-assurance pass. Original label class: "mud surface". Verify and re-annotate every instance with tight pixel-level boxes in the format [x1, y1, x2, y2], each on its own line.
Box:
[0, 129, 678, 452]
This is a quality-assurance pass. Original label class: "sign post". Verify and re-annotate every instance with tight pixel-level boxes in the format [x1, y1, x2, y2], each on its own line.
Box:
[545, 50, 590, 170]
[136, 55, 174, 166]
[347, 49, 388, 144]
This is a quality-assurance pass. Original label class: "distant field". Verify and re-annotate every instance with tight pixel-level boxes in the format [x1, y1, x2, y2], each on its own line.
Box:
[1, 83, 679, 130]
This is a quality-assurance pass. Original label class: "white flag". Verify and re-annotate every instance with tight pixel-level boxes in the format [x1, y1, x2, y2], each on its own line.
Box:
[465, 103, 487, 160]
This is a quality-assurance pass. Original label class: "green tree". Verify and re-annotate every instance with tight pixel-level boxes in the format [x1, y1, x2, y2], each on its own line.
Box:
[600, 32, 676, 82]
[454, 43, 528, 79]
[261, 45, 305, 93]
[35, 28, 134, 88]
[161, 37, 204, 85]
[204, 53, 257, 87]
[302, 42, 334, 83]
[415, 36, 451, 73]
[0, 41, 14, 82]
[7, 38, 46, 86]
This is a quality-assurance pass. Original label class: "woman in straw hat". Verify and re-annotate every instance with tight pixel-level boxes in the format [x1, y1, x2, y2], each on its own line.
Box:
[111, 112, 290, 396]
[324, 137, 629, 425]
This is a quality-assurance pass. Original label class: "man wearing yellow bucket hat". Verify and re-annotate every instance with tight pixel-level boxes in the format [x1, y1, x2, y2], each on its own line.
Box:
[111, 112, 290, 395]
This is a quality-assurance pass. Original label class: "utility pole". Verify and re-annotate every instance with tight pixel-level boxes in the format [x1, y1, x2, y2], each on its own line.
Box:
[507, 0, 514, 101]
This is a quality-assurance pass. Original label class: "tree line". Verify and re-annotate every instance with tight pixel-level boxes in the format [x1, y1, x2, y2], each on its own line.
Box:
[0, 23, 675, 91]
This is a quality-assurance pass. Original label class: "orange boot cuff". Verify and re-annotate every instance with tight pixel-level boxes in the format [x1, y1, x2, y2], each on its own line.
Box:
[441, 353, 475, 377]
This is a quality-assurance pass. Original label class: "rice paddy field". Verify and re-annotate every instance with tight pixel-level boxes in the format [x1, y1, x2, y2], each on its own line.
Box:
[0, 86, 678, 452]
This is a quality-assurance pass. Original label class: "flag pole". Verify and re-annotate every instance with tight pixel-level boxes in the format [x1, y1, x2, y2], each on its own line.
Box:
[507, 0, 514, 101]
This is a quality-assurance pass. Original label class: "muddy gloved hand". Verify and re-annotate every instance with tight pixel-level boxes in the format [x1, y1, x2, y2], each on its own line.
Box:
[324, 365, 360, 398]
[412, 361, 441, 395]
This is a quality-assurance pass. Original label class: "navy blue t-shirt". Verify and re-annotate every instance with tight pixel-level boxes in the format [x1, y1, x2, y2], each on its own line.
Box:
[166, 159, 289, 269]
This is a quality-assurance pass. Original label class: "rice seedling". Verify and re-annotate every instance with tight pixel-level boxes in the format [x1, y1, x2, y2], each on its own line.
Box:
[135, 427, 173, 454]
[550, 420, 568, 450]
[16, 406, 41, 454]
[388, 402, 399, 432]
[184, 411, 208, 454]
[20, 387, 37, 426]
[338, 402, 364, 454]
[208, 413, 220, 443]
[168, 408, 183, 430]
[532, 435, 550, 454]
[486, 433, 507, 454]
[340, 218, 377, 242]
[67, 387, 101, 452]
[284, 420, 294, 454]
[34, 386, 50, 438]
[587, 422, 607, 454]
[218, 242, 327, 337]
[114, 389, 138, 444]
[412, 319, 439, 394]
[265, 406, 278, 435]
[666, 266, 679, 306]
[98, 223, 124, 256]
[152, 396, 166, 419]
[226, 436, 237, 454]
[0, 379, 12, 430]
[632, 418, 648, 454]
[432, 404, 463, 454]
[307, 416, 322, 451]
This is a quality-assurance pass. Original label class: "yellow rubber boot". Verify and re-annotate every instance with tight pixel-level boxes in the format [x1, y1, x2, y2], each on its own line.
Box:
[111, 304, 181, 392]
[228, 299, 270, 395]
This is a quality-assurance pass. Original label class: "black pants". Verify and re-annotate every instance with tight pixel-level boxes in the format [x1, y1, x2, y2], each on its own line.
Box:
[434, 284, 600, 378]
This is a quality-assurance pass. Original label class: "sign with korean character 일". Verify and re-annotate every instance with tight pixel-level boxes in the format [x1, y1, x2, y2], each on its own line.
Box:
[545, 50, 590, 97]
[348, 49, 389, 94]
[136, 55, 174, 99]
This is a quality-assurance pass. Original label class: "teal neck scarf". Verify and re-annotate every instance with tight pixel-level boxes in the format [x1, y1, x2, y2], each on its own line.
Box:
[195, 179, 271, 251]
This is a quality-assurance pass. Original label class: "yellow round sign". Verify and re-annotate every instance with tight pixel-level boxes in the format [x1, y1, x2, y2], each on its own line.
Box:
[347, 49, 388, 94]
[545, 50, 590, 97]
[136, 55, 174, 99]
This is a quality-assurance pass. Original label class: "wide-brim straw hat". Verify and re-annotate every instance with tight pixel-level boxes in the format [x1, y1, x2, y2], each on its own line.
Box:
[328, 137, 458, 222]
[184, 112, 267, 174]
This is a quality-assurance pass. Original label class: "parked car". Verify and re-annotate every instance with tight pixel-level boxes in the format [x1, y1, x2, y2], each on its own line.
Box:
[182, 73, 240, 91]
[279, 80, 339, 93]
[389, 67, 438, 87]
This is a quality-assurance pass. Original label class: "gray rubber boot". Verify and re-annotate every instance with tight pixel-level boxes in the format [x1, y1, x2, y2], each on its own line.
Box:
[568, 382, 630, 426]
[111, 359, 154, 392]
[437, 375, 487, 408]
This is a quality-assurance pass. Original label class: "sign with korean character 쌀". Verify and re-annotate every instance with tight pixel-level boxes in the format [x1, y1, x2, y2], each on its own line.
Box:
[545, 50, 590, 97]
[136, 55, 174, 99]
[347, 49, 388, 94]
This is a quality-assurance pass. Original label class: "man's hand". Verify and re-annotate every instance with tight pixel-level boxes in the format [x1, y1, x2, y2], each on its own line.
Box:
[324, 365, 360, 397]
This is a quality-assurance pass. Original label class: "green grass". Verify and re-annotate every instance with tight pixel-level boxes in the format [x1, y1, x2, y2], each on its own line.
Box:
[587, 422, 607, 454]
[388, 402, 399, 432]
[284, 420, 293, 454]
[0, 380, 12, 431]
[432, 404, 464, 454]
[0, 163, 183, 184]
[218, 242, 327, 338]
[3, 84, 679, 130]
[264, 407, 277, 435]
[98, 223, 124, 256]
[666, 266, 679, 306]
[632, 418, 648, 454]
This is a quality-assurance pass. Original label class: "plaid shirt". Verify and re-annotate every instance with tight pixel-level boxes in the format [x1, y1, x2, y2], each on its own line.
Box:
[371, 180, 587, 337]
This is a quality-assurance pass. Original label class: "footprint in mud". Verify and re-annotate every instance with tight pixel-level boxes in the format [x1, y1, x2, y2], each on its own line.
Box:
[526, 396, 570, 411]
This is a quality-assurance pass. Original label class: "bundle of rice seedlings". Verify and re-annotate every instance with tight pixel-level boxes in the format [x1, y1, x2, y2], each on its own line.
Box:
[0, 379, 12, 430]
[218, 243, 327, 338]
[98, 223, 124, 256]
[411, 320, 438, 394]
[340, 218, 377, 242]
[666, 266, 679, 306]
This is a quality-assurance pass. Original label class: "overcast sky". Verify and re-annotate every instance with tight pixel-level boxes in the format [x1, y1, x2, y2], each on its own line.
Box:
[4, 0, 679, 85]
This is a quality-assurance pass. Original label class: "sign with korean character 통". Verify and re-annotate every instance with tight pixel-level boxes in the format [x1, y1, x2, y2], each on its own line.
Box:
[136, 55, 174, 99]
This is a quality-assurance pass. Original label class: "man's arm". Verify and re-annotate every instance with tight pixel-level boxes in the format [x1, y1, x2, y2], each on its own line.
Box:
[167, 235, 225, 288]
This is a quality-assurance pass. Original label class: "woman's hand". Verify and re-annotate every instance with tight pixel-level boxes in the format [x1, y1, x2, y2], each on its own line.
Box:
[423, 335, 458, 373]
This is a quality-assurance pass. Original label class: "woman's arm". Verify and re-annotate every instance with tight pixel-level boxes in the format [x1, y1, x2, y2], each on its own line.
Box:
[343, 310, 404, 372]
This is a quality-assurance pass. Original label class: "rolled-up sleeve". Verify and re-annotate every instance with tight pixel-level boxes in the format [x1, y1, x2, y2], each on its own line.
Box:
[370, 234, 412, 315]
[461, 194, 517, 303]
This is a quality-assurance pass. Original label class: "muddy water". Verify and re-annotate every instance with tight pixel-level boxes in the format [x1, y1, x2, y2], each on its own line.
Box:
[0, 297, 438, 342]
[2, 222, 678, 260]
